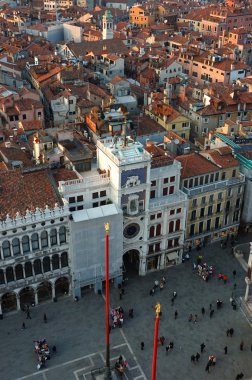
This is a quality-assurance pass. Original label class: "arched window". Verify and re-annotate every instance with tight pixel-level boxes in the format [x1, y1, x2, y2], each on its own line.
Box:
[2, 240, 11, 258]
[156, 224, 161, 236]
[41, 231, 48, 249]
[34, 259, 42, 275]
[25, 262, 33, 278]
[22, 236, 30, 254]
[149, 226, 155, 238]
[175, 220, 180, 231]
[52, 254, 60, 270]
[6, 266, 14, 282]
[12, 238, 21, 256]
[43, 256, 51, 272]
[169, 221, 174, 233]
[0, 269, 5, 284]
[61, 252, 68, 268]
[50, 229, 57, 246]
[59, 226, 66, 244]
[31, 233, 39, 251]
[15, 264, 24, 280]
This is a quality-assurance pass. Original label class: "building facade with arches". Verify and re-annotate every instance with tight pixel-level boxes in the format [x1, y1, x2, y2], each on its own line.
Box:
[0, 204, 70, 314]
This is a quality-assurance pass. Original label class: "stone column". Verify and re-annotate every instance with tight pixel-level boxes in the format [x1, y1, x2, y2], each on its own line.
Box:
[245, 277, 251, 302]
[34, 291, 38, 306]
[3, 270, 7, 285]
[16, 294, 21, 311]
[52, 283, 55, 300]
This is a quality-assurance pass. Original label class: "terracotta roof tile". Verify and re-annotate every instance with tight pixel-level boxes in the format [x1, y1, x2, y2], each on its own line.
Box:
[176, 153, 218, 178]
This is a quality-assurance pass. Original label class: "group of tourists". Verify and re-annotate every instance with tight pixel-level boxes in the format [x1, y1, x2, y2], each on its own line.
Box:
[111, 306, 124, 328]
[34, 339, 50, 370]
[115, 355, 128, 376]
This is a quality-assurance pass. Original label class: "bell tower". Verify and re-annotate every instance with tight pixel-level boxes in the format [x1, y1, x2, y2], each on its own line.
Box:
[102, 10, 114, 40]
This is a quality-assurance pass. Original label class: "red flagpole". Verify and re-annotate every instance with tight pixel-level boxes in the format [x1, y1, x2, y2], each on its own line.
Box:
[152, 303, 161, 380]
[105, 223, 111, 379]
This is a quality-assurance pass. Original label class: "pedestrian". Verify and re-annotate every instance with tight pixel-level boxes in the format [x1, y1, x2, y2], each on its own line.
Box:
[188, 313, 193, 322]
[220, 240, 223, 248]
[173, 291, 177, 298]
[230, 328, 234, 337]
[159, 282, 164, 291]
[209, 303, 212, 310]
[240, 341, 244, 351]
[162, 276, 166, 284]
[236, 373, 244, 380]
[194, 314, 198, 323]
[200, 343, 205, 353]
[150, 288, 155, 296]
[43, 313, 47, 323]
[26, 310, 31, 320]
[169, 341, 174, 349]
[210, 309, 214, 318]
[224, 346, 228, 354]
[195, 352, 200, 362]
[129, 309, 134, 318]
[141, 342, 144, 350]
[191, 354, 196, 363]
[119, 290, 123, 300]
[22, 322, 26, 329]
[218, 273, 223, 280]
[226, 329, 230, 337]
[205, 362, 210, 373]
[165, 345, 169, 355]
[160, 336, 165, 346]
[201, 307, 205, 316]
[233, 270, 237, 278]
[223, 275, 228, 284]
[174, 310, 178, 319]
[52, 345, 57, 354]
[171, 297, 174, 305]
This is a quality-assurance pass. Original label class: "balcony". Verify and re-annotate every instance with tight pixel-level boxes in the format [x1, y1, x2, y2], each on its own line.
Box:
[149, 190, 187, 210]
[182, 174, 245, 197]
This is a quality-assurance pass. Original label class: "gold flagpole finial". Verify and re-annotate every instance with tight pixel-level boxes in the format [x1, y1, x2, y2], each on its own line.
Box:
[155, 303, 161, 316]
[105, 223, 110, 233]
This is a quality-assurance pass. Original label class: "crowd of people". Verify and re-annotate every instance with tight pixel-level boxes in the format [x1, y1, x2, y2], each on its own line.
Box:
[111, 306, 124, 328]
[34, 339, 50, 369]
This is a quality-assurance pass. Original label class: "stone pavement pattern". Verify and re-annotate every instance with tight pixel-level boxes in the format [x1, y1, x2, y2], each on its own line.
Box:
[0, 233, 252, 380]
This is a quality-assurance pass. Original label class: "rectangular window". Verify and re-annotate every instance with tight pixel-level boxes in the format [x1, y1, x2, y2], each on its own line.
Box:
[236, 198, 240, 208]
[209, 195, 214, 203]
[189, 179, 193, 188]
[216, 203, 221, 213]
[208, 206, 213, 216]
[163, 187, 168, 196]
[199, 221, 204, 234]
[69, 197, 75, 204]
[151, 180, 156, 186]
[77, 195, 83, 202]
[200, 176, 204, 185]
[218, 192, 222, 200]
[176, 208, 181, 214]
[192, 199, 197, 208]
[202, 196, 206, 205]
[206, 219, 211, 231]
[205, 175, 209, 184]
[170, 176, 175, 182]
[215, 217, 220, 229]
[210, 173, 214, 183]
[77, 205, 83, 210]
[93, 202, 99, 208]
[22, 114, 27, 120]
[69, 206, 76, 212]
[169, 186, 174, 194]
[150, 214, 155, 220]
[190, 224, 195, 236]
[100, 190, 106, 197]
[194, 177, 198, 187]
[150, 190, 156, 199]
[157, 213, 162, 218]
[232, 169, 236, 178]
[191, 210, 196, 221]
[221, 172, 226, 180]
[170, 209, 175, 215]
[163, 178, 168, 184]
[92, 192, 99, 199]
[200, 208, 205, 217]
[100, 200, 106, 205]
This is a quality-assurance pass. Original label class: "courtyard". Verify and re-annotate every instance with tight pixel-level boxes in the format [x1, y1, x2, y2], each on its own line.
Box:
[0, 234, 252, 380]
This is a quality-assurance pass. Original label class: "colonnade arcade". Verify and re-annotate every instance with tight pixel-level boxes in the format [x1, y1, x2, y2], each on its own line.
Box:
[1, 276, 70, 314]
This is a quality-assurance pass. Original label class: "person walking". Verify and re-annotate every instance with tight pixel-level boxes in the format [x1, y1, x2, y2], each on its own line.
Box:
[119, 290, 123, 300]
[224, 346, 228, 354]
[210, 309, 214, 318]
[191, 354, 196, 364]
[26, 310, 31, 320]
[200, 343, 206, 353]
[201, 307, 205, 316]
[175, 310, 178, 320]
[22, 322, 26, 329]
[165, 345, 169, 355]
[240, 341, 244, 351]
[226, 329, 230, 337]
[230, 328, 234, 337]
[236, 373, 244, 380]
[43, 313, 47, 323]
[194, 314, 198, 323]
[129, 309, 134, 318]
[209, 303, 212, 310]
[195, 352, 200, 362]
[141, 342, 144, 350]
[52, 345, 57, 354]
[233, 270, 237, 278]
[171, 297, 174, 306]
[205, 362, 211, 373]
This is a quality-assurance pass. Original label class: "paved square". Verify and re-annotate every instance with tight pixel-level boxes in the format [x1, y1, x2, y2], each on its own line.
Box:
[0, 234, 252, 380]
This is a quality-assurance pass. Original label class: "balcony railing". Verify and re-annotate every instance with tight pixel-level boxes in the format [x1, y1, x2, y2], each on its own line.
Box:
[182, 174, 245, 197]
[149, 190, 187, 210]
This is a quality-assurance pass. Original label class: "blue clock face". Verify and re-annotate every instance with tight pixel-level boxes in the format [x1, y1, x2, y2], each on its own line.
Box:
[124, 223, 140, 238]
